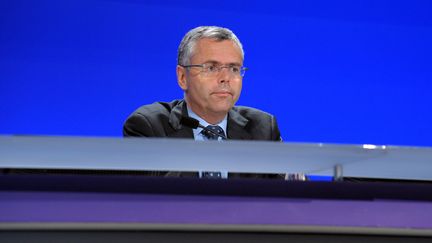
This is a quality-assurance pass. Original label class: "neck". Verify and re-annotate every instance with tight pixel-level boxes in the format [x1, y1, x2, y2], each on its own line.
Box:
[201, 113, 225, 125]
[186, 104, 226, 125]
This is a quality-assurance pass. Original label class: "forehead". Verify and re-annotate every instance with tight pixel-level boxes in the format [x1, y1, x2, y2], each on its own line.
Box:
[191, 38, 243, 64]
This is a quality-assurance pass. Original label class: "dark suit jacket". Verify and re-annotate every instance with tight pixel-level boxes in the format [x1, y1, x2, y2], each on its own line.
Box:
[123, 99, 282, 141]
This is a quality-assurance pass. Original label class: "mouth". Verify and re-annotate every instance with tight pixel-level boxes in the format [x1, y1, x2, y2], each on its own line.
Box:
[211, 91, 232, 98]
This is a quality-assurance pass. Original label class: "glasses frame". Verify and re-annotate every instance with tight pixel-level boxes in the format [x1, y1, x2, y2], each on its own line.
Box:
[180, 63, 248, 77]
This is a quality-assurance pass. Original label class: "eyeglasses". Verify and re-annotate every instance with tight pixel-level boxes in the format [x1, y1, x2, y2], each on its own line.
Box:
[180, 63, 248, 77]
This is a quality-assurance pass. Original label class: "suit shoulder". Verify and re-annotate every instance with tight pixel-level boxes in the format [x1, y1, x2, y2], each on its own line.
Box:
[230, 105, 281, 141]
[232, 105, 274, 120]
[123, 100, 184, 137]
[132, 100, 182, 117]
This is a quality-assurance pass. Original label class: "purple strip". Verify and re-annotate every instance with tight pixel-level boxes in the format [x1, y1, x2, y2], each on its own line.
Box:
[1, 191, 431, 229]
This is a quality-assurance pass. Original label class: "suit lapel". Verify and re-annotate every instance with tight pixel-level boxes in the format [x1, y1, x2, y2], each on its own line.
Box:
[167, 100, 194, 138]
[227, 109, 252, 140]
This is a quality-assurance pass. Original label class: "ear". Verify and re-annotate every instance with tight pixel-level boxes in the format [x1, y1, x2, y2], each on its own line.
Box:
[176, 65, 188, 91]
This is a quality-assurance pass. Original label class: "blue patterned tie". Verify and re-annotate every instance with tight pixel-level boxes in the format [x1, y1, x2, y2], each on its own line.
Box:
[202, 125, 225, 140]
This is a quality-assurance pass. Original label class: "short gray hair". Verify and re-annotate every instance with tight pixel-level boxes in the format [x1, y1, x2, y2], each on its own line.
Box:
[177, 26, 244, 65]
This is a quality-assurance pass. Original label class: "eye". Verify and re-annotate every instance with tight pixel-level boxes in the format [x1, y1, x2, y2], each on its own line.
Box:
[230, 66, 241, 73]
[206, 64, 218, 72]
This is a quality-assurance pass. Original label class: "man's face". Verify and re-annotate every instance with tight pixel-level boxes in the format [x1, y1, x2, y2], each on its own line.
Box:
[177, 38, 243, 121]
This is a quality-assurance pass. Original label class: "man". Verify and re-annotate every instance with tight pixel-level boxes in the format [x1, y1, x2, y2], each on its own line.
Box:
[123, 26, 282, 141]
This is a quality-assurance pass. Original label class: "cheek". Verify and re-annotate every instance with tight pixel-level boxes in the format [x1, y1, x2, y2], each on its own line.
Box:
[190, 81, 211, 98]
[233, 80, 242, 95]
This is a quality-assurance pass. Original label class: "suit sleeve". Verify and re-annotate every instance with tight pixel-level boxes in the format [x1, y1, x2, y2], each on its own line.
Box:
[271, 115, 283, 142]
[123, 112, 155, 137]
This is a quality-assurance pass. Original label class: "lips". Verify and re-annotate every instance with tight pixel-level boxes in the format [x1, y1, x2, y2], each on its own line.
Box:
[212, 90, 232, 96]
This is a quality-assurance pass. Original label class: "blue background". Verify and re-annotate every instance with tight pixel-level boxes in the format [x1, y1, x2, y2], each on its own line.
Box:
[1, 0, 431, 146]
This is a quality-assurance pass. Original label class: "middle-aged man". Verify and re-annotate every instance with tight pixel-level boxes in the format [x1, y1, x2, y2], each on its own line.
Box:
[123, 26, 282, 141]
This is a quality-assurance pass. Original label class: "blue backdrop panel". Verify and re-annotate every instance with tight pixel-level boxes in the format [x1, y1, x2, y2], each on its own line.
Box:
[1, 0, 431, 146]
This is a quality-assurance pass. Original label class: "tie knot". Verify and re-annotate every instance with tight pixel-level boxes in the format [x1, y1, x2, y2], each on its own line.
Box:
[202, 125, 225, 140]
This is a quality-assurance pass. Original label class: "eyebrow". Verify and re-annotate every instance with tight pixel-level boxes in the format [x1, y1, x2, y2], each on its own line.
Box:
[203, 60, 243, 66]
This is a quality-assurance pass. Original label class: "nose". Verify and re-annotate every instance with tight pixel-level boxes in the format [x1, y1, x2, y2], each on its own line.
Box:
[217, 67, 231, 84]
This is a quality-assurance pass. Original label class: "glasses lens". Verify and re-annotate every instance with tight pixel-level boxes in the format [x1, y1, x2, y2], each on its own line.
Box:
[199, 64, 246, 77]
